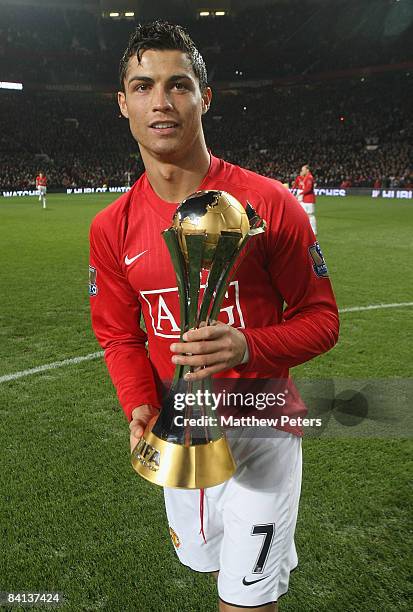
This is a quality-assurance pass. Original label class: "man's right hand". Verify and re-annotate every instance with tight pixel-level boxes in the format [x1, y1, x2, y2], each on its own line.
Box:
[129, 404, 159, 452]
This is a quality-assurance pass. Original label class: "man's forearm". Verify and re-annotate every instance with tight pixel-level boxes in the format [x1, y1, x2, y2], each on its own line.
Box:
[241, 305, 339, 375]
[104, 344, 160, 421]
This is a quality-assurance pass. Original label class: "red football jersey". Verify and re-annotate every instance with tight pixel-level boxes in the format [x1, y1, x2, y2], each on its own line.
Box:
[36, 175, 47, 187]
[302, 172, 315, 203]
[292, 176, 304, 191]
[89, 156, 338, 435]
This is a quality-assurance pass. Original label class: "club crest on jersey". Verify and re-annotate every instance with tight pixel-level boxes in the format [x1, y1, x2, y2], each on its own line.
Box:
[309, 242, 329, 278]
[169, 526, 181, 549]
[89, 265, 98, 296]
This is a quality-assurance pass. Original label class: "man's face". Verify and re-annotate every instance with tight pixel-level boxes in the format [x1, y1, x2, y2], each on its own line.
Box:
[300, 166, 308, 177]
[118, 49, 211, 162]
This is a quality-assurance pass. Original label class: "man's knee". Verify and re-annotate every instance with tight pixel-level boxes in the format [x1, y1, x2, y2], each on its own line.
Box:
[219, 599, 278, 612]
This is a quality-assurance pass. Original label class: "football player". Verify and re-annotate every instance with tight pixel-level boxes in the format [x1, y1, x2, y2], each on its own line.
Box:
[89, 22, 338, 611]
[35, 172, 47, 209]
[292, 165, 316, 235]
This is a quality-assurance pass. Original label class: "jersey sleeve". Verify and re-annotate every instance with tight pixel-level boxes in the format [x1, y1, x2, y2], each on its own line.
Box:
[240, 189, 339, 374]
[89, 217, 160, 421]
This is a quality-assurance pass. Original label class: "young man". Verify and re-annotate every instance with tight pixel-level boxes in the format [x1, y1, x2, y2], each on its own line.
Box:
[292, 165, 316, 234]
[89, 22, 339, 611]
[36, 171, 47, 208]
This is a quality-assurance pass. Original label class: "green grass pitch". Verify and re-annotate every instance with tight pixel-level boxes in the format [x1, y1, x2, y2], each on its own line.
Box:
[0, 193, 411, 611]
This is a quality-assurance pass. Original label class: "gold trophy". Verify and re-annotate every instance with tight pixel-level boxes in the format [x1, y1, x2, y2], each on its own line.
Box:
[132, 190, 266, 489]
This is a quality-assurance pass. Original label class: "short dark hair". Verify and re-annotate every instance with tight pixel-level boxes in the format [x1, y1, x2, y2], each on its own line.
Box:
[119, 21, 208, 92]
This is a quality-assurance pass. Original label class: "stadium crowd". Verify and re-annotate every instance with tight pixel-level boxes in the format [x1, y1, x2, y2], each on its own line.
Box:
[1, 71, 411, 191]
[209, 75, 412, 188]
[0, 1, 412, 85]
[0, 1, 411, 191]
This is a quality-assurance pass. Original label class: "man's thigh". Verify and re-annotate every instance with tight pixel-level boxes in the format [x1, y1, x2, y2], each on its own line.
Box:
[218, 432, 302, 607]
[164, 432, 302, 606]
[301, 202, 315, 215]
[163, 483, 224, 572]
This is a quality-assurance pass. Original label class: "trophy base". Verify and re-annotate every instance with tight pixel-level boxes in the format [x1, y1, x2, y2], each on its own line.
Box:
[131, 424, 236, 489]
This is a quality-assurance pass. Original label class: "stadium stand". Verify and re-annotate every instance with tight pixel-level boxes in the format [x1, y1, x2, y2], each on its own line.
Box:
[0, 1, 411, 190]
[1, 1, 412, 84]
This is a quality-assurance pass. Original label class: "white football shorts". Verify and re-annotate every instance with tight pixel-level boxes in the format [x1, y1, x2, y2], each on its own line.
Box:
[300, 202, 315, 215]
[164, 429, 302, 607]
[37, 186, 47, 195]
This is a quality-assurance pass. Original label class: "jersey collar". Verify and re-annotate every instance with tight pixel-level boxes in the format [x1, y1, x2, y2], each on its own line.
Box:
[141, 154, 223, 223]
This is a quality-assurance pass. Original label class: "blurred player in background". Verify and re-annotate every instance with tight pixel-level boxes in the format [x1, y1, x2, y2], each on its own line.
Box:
[293, 165, 316, 234]
[124, 170, 132, 188]
[36, 171, 47, 209]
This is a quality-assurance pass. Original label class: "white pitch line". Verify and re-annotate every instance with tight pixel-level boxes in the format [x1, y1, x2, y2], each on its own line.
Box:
[339, 302, 413, 313]
[0, 351, 103, 383]
[0, 302, 412, 384]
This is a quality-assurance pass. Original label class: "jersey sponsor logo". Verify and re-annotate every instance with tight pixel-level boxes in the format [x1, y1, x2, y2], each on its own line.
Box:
[309, 242, 328, 278]
[242, 575, 271, 586]
[314, 188, 346, 197]
[169, 526, 181, 549]
[140, 280, 245, 338]
[88, 265, 98, 296]
[124, 250, 148, 266]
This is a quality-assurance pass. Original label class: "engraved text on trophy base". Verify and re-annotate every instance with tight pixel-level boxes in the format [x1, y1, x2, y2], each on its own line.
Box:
[133, 438, 161, 472]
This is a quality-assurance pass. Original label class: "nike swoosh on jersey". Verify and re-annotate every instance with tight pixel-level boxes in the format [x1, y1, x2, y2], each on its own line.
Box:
[124, 250, 148, 266]
[242, 575, 271, 586]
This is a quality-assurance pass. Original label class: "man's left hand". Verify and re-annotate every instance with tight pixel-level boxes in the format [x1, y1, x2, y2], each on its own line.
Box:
[170, 321, 247, 381]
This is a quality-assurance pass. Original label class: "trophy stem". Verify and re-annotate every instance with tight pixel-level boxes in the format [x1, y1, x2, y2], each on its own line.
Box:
[183, 378, 194, 447]
[198, 232, 240, 323]
[162, 228, 191, 386]
[209, 231, 257, 321]
[185, 233, 205, 329]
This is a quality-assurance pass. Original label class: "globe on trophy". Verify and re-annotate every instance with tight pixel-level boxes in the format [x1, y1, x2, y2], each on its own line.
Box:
[131, 190, 266, 489]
